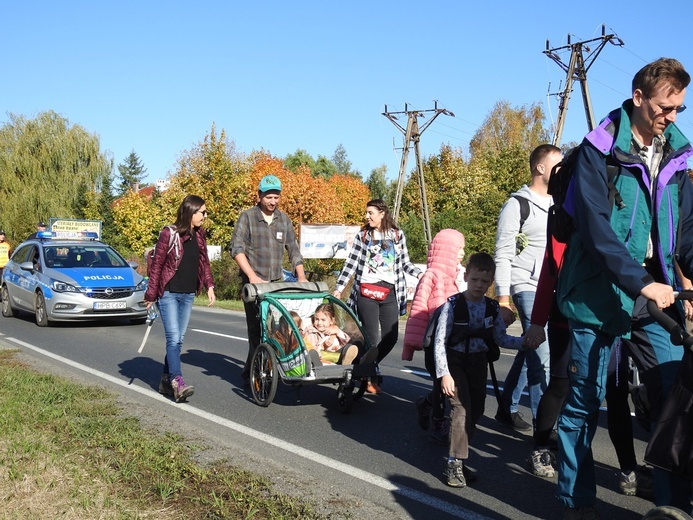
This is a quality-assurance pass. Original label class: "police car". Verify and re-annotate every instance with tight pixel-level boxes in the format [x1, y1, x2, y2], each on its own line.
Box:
[1, 231, 148, 326]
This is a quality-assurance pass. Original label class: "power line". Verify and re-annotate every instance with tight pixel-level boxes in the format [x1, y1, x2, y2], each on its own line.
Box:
[382, 101, 454, 244]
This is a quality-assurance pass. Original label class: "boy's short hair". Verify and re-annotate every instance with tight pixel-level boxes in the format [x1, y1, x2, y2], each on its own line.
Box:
[466, 252, 496, 275]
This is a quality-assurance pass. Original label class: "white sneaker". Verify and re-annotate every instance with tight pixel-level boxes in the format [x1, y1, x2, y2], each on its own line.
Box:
[529, 448, 555, 478]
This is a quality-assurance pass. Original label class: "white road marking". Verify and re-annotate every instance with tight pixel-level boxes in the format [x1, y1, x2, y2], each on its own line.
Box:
[3, 336, 492, 520]
[190, 328, 247, 341]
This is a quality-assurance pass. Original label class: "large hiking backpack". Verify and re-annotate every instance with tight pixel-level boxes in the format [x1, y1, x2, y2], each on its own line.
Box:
[146, 225, 179, 277]
[547, 145, 623, 244]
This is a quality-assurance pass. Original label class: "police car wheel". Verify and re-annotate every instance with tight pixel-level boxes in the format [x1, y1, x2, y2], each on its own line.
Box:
[1, 285, 16, 318]
[34, 291, 51, 327]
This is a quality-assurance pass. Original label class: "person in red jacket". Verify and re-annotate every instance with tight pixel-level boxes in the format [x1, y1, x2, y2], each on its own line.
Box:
[403, 229, 466, 444]
[144, 195, 216, 403]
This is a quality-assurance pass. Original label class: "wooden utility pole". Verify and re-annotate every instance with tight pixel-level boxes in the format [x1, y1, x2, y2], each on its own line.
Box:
[544, 24, 624, 146]
[382, 101, 454, 244]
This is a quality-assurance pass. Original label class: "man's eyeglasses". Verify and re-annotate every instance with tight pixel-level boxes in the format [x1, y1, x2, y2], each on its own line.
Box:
[646, 97, 687, 115]
[197, 210, 208, 217]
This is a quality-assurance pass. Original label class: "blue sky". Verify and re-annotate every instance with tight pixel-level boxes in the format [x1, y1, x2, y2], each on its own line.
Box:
[2, 1, 692, 185]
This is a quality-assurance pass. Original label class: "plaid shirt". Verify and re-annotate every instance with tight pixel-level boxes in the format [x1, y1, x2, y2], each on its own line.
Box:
[335, 228, 421, 316]
[230, 205, 303, 281]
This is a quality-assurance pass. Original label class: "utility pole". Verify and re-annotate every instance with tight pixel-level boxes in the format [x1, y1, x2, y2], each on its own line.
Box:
[544, 24, 624, 146]
[382, 101, 454, 244]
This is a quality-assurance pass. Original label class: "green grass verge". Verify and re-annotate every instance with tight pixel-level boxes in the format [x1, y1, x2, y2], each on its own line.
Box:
[0, 349, 328, 519]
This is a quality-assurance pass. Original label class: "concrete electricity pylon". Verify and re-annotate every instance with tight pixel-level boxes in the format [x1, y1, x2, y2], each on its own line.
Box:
[382, 101, 454, 244]
[544, 24, 624, 146]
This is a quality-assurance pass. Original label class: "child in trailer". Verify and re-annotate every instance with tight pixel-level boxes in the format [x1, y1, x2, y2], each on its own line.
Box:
[434, 252, 526, 487]
[304, 303, 358, 365]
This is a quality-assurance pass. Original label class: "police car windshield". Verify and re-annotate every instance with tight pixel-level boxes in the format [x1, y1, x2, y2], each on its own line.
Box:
[44, 245, 128, 269]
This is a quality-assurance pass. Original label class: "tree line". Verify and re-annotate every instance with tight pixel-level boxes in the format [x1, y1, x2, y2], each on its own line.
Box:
[0, 104, 556, 278]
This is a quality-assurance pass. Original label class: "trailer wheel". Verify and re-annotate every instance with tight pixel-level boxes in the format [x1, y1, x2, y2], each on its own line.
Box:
[250, 343, 278, 407]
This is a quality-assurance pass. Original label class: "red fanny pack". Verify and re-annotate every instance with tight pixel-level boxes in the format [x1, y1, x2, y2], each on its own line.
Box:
[360, 283, 390, 301]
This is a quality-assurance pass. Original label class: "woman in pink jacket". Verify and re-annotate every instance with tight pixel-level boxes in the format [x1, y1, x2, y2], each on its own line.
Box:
[403, 229, 465, 443]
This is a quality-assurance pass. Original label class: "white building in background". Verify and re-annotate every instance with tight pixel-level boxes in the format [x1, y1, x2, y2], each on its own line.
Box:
[155, 178, 170, 191]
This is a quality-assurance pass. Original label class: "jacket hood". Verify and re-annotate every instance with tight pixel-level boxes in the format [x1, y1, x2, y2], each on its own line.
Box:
[427, 229, 464, 277]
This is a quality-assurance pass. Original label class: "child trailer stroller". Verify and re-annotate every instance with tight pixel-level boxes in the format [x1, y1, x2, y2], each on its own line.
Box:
[242, 281, 380, 413]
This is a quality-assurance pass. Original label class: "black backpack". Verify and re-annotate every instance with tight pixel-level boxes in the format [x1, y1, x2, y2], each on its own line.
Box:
[547, 145, 623, 244]
[423, 295, 500, 362]
[422, 295, 504, 407]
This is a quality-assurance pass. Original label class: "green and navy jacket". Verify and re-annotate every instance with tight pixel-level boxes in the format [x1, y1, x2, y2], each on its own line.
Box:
[557, 100, 693, 336]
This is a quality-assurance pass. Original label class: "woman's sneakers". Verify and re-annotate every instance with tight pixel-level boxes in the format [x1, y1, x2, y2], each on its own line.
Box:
[171, 375, 194, 403]
[366, 381, 382, 394]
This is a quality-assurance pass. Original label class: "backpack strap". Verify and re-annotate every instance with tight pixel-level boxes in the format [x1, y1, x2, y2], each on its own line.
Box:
[605, 158, 625, 210]
[448, 296, 497, 350]
[165, 225, 180, 259]
[511, 195, 530, 232]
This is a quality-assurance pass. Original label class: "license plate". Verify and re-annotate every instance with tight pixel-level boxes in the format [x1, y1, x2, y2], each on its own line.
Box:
[93, 301, 127, 311]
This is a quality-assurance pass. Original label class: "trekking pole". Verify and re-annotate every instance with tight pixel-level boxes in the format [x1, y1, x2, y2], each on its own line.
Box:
[138, 303, 159, 353]
[488, 360, 503, 409]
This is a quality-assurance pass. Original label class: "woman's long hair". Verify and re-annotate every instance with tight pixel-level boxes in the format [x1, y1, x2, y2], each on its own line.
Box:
[173, 194, 205, 236]
[364, 198, 397, 235]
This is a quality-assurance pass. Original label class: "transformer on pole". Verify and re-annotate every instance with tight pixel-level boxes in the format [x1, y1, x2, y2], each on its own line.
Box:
[544, 24, 624, 146]
[382, 101, 454, 244]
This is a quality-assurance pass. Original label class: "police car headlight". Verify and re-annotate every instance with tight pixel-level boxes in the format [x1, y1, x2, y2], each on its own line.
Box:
[135, 278, 148, 291]
[51, 280, 79, 292]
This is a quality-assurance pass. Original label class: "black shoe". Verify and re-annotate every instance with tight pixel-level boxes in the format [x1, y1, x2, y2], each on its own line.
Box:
[495, 410, 533, 432]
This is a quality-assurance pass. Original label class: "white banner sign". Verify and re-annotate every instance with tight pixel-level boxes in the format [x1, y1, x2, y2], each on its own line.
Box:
[300, 224, 361, 259]
[49, 218, 102, 239]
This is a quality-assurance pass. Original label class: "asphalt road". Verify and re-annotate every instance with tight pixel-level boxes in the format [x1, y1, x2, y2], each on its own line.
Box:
[0, 306, 659, 519]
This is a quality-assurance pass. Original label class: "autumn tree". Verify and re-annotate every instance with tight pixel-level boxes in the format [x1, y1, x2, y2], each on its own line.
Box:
[0, 111, 113, 242]
[469, 100, 550, 196]
[163, 124, 251, 248]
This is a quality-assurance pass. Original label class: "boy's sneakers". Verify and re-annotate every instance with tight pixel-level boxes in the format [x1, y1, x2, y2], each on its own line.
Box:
[529, 448, 555, 478]
[445, 459, 466, 488]
[429, 417, 450, 445]
[171, 375, 194, 403]
[158, 374, 173, 396]
[618, 465, 654, 500]
[495, 410, 533, 431]
[415, 395, 432, 430]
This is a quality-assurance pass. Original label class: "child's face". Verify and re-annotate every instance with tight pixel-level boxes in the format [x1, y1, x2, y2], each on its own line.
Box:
[312, 311, 334, 332]
[464, 267, 493, 300]
[457, 239, 466, 263]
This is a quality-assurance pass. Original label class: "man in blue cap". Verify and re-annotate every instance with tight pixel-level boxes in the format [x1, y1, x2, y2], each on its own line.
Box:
[230, 175, 308, 384]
